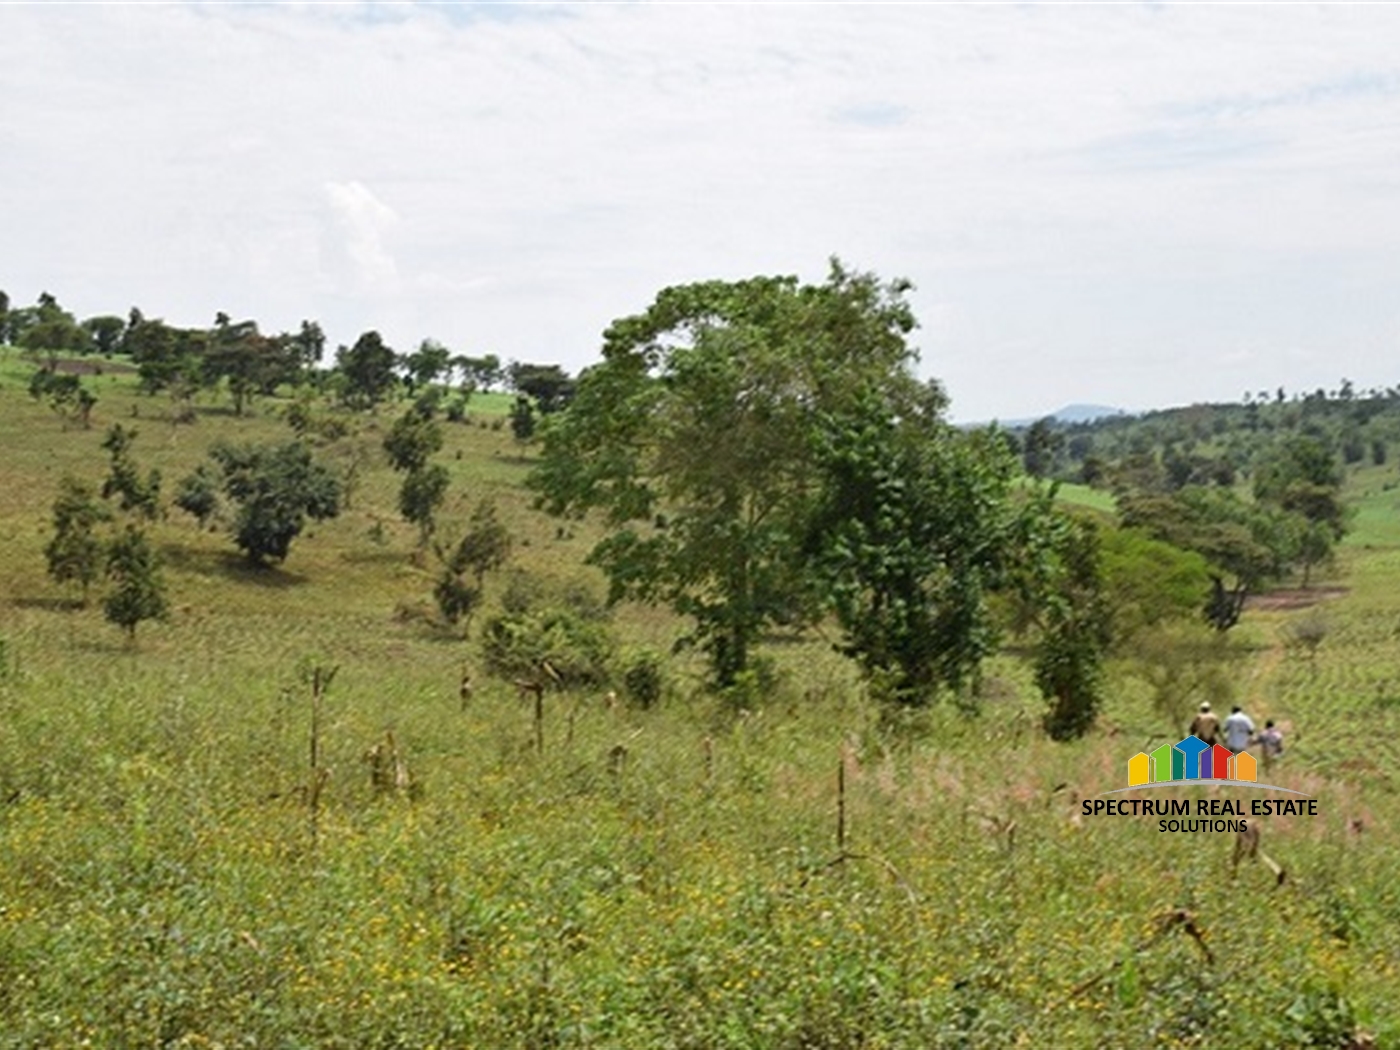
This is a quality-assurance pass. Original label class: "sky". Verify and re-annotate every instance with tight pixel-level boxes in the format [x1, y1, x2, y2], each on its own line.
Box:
[4, 2, 1400, 424]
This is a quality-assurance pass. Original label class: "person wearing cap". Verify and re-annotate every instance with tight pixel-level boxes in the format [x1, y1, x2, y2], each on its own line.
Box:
[1189, 702, 1220, 746]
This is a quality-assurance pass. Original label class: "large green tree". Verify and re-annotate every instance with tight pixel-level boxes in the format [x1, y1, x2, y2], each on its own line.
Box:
[1119, 485, 1304, 630]
[1252, 434, 1347, 584]
[532, 261, 947, 688]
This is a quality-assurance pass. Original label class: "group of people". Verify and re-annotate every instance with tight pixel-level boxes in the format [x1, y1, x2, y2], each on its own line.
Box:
[1189, 702, 1285, 759]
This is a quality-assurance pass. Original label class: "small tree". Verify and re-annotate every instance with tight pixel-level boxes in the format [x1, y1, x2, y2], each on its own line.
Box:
[100, 424, 161, 520]
[434, 501, 512, 630]
[103, 525, 169, 642]
[383, 408, 443, 473]
[336, 330, 398, 409]
[1026, 512, 1111, 741]
[509, 396, 536, 442]
[45, 477, 110, 605]
[174, 464, 222, 528]
[402, 338, 452, 394]
[384, 408, 449, 552]
[29, 368, 97, 429]
[399, 464, 450, 551]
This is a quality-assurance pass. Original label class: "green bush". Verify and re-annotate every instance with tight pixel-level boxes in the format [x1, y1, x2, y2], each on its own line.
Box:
[619, 647, 665, 708]
[481, 606, 615, 689]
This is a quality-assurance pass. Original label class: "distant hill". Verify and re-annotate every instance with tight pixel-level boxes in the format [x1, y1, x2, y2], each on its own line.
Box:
[970, 403, 1129, 429]
[1049, 403, 1127, 424]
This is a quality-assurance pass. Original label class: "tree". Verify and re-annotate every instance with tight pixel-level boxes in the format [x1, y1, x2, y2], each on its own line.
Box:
[174, 463, 221, 528]
[100, 424, 161, 520]
[398, 463, 450, 550]
[18, 293, 90, 355]
[124, 312, 205, 418]
[434, 501, 512, 629]
[532, 260, 939, 688]
[509, 396, 536, 442]
[403, 339, 452, 394]
[1253, 434, 1346, 537]
[1120, 486, 1304, 630]
[384, 408, 448, 551]
[45, 477, 110, 605]
[383, 409, 443, 473]
[82, 315, 127, 357]
[205, 313, 270, 415]
[289, 320, 326, 374]
[453, 353, 503, 393]
[29, 368, 97, 429]
[103, 525, 169, 642]
[508, 362, 576, 413]
[1028, 512, 1111, 740]
[1098, 527, 1212, 646]
[336, 330, 398, 409]
[806, 406, 1024, 704]
[1021, 417, 1062, 478]
[208, 441, 342, 565]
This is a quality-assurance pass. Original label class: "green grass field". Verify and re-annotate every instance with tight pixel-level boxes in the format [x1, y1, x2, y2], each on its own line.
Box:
[0, 362, 1395, 1047]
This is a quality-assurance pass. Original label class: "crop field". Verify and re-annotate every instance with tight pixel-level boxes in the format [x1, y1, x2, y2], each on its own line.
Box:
[0, 359, 1396, 1047]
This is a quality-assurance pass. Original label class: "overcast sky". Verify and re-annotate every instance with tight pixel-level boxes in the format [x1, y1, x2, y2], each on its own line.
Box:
[5, 2, 1400, 423]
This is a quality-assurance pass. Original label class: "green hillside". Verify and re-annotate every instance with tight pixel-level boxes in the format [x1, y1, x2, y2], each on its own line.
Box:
[0, 350, 1394, 1047]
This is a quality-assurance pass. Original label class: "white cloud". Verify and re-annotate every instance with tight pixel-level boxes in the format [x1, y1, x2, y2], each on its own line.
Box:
[323, 180, 400, 291]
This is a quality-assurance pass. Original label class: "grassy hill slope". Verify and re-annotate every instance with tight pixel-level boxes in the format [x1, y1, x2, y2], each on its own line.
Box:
[0, 356, 1394, 1047]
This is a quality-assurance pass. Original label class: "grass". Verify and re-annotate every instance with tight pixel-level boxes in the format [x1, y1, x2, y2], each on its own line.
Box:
[0, 362, 1396, 1046]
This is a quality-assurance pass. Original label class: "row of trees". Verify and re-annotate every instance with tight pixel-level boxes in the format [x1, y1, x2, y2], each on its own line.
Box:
[0, 290, 564, 420]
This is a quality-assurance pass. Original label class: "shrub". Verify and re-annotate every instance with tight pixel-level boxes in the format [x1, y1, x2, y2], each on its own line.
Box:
[619, 647, 665, 708]
[482, 606, 615, 689]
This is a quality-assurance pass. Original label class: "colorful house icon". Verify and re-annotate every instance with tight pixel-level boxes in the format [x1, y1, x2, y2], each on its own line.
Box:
[1127, 738, 1258, 787]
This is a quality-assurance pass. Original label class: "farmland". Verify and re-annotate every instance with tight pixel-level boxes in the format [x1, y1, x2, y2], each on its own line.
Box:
[0, 353, 1396, 1047]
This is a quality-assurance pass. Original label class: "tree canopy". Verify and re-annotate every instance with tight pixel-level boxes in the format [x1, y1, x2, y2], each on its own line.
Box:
[205, 441, 342, 565]
[532, 260, 1043, 699]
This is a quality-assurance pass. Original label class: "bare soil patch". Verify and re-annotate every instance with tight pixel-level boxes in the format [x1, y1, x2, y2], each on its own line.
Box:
[1246, 586, 1348, 612]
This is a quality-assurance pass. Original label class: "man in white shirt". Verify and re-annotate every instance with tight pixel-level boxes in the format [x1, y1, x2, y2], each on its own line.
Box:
[1223, 706, 1255, 752]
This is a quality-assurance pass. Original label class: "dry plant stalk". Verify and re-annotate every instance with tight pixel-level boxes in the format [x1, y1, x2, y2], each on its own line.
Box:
[307, 664, 339, 846]
[363, 730, 414, 797]
[1231, 824, 1286, 886]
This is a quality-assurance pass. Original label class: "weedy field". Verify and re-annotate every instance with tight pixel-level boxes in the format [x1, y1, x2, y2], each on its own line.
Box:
[0, 355, 1395, 1047]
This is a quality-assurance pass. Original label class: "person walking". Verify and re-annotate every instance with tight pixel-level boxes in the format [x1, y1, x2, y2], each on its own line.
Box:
[1189, 702, 1220, 746]
[1255, 720, 1284, 759]
[1224, 705, 1256, 752]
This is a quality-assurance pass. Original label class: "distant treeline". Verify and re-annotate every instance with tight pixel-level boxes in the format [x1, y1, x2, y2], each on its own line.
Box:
[0, 288, 575, 421]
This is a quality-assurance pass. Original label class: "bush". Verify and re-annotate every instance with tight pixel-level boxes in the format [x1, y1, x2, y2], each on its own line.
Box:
[482, 606, 615, 689]
[619, 647, 665, 708]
